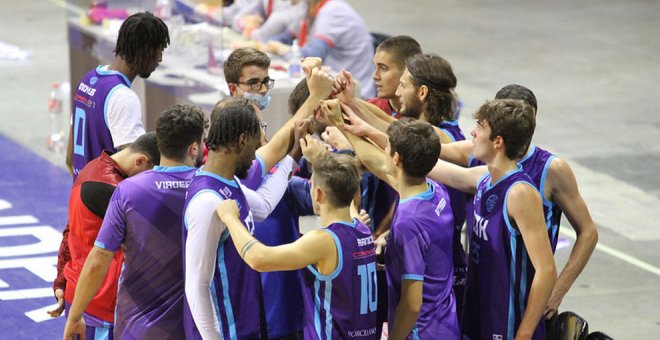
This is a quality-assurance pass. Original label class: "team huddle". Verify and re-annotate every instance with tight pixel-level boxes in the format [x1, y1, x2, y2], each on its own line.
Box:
[55, 12, 598, 340]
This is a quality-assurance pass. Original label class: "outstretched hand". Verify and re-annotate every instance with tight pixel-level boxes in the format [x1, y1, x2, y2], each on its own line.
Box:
[316, 99, 344, 127]
[307, 68, 334, 101]
[300, 135, 330, 164]
[337, 102, 373, 137]
[332, 69, 357, 105]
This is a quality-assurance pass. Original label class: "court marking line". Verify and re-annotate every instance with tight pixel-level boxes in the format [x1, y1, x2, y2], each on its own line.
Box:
[560, 227, 660, 277]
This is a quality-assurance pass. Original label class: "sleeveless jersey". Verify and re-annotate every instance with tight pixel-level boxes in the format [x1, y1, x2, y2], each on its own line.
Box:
[518, 145, 563, 251]
[72, 66, 132, 178]
[302, 219, 378, 339]
[182, 170, 265, 339]
[463, 169, 545, 340]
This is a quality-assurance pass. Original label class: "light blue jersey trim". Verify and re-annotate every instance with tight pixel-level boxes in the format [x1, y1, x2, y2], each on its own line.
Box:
[518, 144, 536, 165]
[96, 65, 132, 86]
[93, 240, 106, 249]
[256, 155, 267, 178]
[306, 229, 343, 281]
[183, 189, 224, 231]
[520, 248, 529, 318]
[401, 274, 424, 281]
[153, 165, 196, 173]
[399, 181, 434, 204]
[440, 128, 457, 142]
[217, 238, 238, 340]
[324, 280, 333, 339]
[503, 180, 537, 340]
[487, 168, 523, 191]
[314, 279, 322, 339]
[468, 153, 476, 167]
[94, 327, 111, 339]
[196, 167, 239, 188]
[209, 281, 224, 337]
[103, 84, 126, 130]
[411, 325, 420, 340]
[333, 218, 358, 229]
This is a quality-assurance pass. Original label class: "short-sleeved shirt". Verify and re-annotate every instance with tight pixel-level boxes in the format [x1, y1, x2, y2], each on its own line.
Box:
[385, 180, 460, 339]
[307, 0, 375, 98]
[367, 97, 400, 118]
[71, 65, 144, 178]
[302, 219, 378, 339]
[95, 165, 196, 339]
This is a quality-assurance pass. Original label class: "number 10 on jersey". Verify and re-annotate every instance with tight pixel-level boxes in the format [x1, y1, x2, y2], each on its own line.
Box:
[357, 262, 377, 315]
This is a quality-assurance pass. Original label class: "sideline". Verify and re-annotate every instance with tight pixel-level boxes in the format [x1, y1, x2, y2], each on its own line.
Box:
[560, 227, 660, 277]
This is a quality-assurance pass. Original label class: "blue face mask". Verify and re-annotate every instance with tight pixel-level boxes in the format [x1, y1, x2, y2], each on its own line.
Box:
[243, 92, 271, 110]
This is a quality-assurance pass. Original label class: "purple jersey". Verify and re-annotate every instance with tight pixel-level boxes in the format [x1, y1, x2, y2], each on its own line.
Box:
[385, 180, 460, 339]
[302, 219, 378, 339]
[518, 145, 562, 252]
[182, 169, 265, 340]
[463, 169, 545, 340]
[251, 172, 313, 338]
[72, 66, 131, 178]
[438, 120, 469, 319]
[95, 166, 196, 339]
[240, 155, 266, 189]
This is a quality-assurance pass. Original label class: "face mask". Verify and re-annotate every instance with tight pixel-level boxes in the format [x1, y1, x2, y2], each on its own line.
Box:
[243, 92, 271, 110]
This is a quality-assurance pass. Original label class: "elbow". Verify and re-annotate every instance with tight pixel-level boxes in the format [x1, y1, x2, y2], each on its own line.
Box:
[403, 299, 422, 316]
[245, 252, 269, 272]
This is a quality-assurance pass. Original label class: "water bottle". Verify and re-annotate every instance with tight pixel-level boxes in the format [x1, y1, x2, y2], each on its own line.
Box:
[288, 39, 302, 79]
[47, 83, 65, 153]
[155, 0, 173, 20]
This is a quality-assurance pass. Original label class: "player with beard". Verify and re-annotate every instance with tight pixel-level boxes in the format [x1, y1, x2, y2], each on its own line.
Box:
[182, 100, 303, 339]
[63, 105, 206, 339]
[332, 53, 469, 324]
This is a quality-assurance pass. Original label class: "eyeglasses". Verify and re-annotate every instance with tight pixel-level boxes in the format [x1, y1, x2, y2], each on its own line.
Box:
[237, 78, 275, 91]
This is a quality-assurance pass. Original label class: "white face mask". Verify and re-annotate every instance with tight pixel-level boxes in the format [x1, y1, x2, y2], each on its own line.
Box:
[242, 92, 271, 110]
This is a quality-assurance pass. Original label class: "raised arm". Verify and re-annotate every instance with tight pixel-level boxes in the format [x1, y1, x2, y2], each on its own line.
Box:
[507, 183, 557, 339]
[241, 154, 297, 221]
[439, 139, 474, 167]
[256, 65, 333, 172]
[543, 158, 598, 318]
[426, 159, 486, 194]
[216, 200, 335, 272]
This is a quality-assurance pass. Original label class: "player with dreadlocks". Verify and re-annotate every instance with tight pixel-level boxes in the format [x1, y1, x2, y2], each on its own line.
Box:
[66, 11, 170, 179]
[53, 11, 169, 331]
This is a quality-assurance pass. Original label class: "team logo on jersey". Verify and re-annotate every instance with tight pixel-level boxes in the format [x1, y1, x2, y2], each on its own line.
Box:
[89, 76, 98, 85]
[219, 186, 233, 198]
[486, 194, 498, 212]
[434, 197, 447, 216]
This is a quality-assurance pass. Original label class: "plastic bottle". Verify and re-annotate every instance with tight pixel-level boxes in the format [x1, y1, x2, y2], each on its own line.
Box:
[288, 39, 302, 79]
[47, 83, 64, 153]
[155, 0, 173, 20]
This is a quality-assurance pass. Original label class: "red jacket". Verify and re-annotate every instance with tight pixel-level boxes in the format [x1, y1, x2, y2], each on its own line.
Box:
[63, 151, 126, 322]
